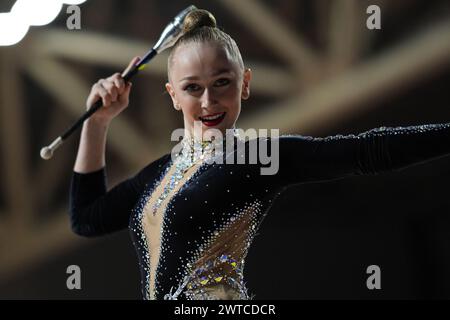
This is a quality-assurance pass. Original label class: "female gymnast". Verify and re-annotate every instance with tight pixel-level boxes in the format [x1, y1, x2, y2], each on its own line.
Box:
[69, 9, 450, 300]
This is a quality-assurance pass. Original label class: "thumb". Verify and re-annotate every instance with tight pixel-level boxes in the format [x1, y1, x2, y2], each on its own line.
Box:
[129, 56, 141, 68]
[121, 56, 141, 78]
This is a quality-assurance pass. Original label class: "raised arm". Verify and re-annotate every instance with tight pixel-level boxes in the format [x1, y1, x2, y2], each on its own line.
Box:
[69, 57, 153, 237]
[272, 123, 450, 187]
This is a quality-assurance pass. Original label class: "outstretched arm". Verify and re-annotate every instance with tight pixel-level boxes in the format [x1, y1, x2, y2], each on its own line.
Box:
[273, 123, 450, 187]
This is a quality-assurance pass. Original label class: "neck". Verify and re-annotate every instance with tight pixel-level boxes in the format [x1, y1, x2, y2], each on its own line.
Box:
[183, 125, 239, 143]
[179, 126, 242, 163]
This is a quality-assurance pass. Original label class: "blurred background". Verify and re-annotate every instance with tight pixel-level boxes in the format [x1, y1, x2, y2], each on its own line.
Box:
[0, 0, 449, 299]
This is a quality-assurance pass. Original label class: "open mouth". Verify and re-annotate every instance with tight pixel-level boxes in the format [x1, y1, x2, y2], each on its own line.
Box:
[199, 112, 226, 127]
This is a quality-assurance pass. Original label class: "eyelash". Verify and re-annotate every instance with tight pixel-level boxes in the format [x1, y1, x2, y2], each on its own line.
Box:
[183, 78, 231, 92]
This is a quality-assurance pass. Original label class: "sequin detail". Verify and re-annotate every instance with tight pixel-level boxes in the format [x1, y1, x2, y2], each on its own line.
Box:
[124, 123, 450, 300]
[147, 139, 217, 216]
[129, 161, 172, 300]
[164, 200, 263, 300]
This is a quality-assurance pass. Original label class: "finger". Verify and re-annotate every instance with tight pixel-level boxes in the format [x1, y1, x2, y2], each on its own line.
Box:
[118, 82, 132, 105]
[87, 83, 104, 107]
[111, 73, 125, 94]
[87, 92, 102, 110]
[96, 82, 111, 107]
[100, 80, 118, 102]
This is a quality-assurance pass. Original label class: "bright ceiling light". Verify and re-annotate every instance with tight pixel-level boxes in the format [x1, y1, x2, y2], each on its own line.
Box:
[63, 0, 88, 4]
[0, 0, 88, 46]
[12, 0, 63, 27]
[0, 12, 29, 46]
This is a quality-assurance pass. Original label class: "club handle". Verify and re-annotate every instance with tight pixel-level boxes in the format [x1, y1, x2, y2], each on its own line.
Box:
[40, 49, 157, 160]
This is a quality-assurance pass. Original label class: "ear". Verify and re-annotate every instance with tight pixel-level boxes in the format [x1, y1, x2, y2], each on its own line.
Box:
[241, 68, 252, 100]
[165, 82, 180, 110]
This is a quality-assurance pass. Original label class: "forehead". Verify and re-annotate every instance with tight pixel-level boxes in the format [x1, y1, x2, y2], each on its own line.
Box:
[170, 42, 240, 80]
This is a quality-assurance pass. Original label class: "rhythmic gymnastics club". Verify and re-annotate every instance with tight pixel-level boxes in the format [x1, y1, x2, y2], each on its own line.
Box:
[40, 5, 197, 160]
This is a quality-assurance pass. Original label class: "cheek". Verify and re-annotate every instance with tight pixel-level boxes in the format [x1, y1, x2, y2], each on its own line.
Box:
[221, 84, 241, 105]
[180, 96, 201, 118]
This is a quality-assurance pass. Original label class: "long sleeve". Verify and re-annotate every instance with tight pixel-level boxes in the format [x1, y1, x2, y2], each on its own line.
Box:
[69, 154, 170, 237]
[270, 123, 450, 187]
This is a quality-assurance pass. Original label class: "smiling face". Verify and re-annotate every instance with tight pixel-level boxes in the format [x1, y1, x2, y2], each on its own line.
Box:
[166, 41, 251, 138]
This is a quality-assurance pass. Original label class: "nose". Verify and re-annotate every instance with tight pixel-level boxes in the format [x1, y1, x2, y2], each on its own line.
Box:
[200, 88, 218, 109]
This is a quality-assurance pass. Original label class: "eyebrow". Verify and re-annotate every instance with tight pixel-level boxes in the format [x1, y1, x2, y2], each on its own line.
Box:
[179, 68, 233, 82]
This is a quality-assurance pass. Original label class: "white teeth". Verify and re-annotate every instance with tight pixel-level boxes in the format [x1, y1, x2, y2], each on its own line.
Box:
[201, 113, 224, 121]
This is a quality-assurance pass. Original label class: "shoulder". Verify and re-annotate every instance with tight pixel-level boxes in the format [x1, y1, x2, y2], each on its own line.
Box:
[141, 153, 171, 172]
[133, 153, 172, 181]
[243, 134, 315, 145]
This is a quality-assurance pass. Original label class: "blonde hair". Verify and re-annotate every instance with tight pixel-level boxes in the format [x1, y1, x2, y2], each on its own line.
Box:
[167, 9, 244, 80]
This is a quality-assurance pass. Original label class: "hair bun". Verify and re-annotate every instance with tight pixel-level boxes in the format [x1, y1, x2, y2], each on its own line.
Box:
[183, 9, 217, 33]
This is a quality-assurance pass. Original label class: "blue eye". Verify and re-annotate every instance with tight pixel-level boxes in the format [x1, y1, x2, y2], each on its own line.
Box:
[184, 84, 201, 92]
[215, 78, 230, 86]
